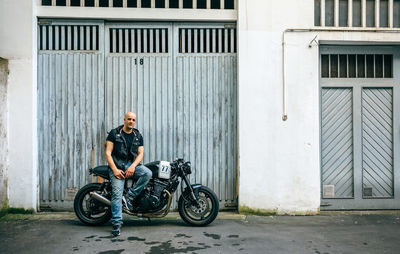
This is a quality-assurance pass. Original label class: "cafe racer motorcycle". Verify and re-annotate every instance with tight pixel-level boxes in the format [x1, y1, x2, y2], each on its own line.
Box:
[74, 159, 219, 226]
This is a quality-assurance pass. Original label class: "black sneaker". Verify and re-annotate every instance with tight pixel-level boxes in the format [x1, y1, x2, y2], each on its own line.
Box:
[111, 225, 121, 236]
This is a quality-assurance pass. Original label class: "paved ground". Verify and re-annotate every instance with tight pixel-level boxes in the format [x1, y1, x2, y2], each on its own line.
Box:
[1, 211, 400, 254]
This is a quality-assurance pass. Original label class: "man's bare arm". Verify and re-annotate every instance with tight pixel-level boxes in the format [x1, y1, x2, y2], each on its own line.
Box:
[105, 141, 125, 179]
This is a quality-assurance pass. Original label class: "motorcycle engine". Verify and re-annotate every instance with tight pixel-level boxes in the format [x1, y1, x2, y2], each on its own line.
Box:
[136, 179, 169, 212]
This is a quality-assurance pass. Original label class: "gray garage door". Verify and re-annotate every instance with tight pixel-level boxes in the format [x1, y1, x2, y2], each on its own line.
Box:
[38, 20, 237, 210]
[320, 46, 400, 210]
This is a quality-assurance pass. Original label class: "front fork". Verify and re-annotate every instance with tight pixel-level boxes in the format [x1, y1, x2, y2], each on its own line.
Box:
[181, 174, 201, 208]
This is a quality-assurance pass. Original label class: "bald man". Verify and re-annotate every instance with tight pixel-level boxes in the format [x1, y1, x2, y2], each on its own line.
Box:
[105, 112, 152, 236]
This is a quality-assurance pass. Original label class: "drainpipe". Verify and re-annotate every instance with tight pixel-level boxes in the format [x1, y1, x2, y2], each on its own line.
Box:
[281, 32, 288, 121]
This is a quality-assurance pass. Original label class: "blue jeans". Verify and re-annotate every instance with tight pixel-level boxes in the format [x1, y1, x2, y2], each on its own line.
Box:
[109, 163, 152, 226]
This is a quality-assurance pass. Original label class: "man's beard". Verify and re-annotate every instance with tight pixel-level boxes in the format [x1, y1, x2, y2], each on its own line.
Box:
[124, 125, 133, 131]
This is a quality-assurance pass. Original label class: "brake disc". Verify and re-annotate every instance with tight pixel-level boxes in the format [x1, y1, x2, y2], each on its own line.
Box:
[85, 193, 106, 215]
[187, 195, 210, 218]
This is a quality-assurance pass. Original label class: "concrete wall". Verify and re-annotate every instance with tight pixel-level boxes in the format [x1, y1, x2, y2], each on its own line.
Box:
[0, 59, 8, 206]
[237, 0, 321, 214]
[0, 0, 38, 210]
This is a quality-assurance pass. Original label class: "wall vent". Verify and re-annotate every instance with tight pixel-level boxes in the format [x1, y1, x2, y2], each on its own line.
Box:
[179, 28, 236, 53]
[39, 25, 100, 51]
[315, 0, 400, 28]
[323, 185, 335, 198]
[321, 54, 393, 78]
[41, 0, 236, 9]
[109, 28, 169, 53]
[363, 187, 373, 197]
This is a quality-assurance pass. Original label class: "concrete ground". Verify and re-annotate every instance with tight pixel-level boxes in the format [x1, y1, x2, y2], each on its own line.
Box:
[1, 211, 400, 254]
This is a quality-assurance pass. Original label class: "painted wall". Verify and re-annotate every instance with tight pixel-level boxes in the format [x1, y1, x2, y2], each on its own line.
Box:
[0, 59, 8, 206]
[237, 0, 321, 214]
[0, 0, 38, 209]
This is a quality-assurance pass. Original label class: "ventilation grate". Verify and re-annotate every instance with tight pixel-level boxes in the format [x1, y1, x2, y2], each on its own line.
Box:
[179, 28, 236, 53]
[109, 28, 169, 53]
[315, 0, 400, 28]
[39, 25, 99, 51]
[41, 0, 236, 9]
[321, 54, 393, 78]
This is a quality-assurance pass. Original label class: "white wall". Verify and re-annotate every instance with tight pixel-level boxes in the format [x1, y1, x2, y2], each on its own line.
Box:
[237, 0, 321, 214]
[0, 0, 38, 210]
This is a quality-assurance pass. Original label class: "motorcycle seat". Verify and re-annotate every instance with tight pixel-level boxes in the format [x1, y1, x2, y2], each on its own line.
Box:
[91, 165, 110, 180]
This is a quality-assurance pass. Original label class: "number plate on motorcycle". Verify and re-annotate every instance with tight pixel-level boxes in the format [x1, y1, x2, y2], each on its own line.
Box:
[158, 161, 171, 179]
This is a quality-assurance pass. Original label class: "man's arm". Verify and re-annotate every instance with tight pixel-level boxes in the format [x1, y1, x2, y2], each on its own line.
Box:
[124, 146, 144, 178]
[105, 141, 125, 179]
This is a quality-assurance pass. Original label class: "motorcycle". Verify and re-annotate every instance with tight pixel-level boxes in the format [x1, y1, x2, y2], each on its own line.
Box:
[74, 158, 219, 226]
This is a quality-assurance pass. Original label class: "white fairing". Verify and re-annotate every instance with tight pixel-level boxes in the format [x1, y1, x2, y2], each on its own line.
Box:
[158, 161, 171, 179]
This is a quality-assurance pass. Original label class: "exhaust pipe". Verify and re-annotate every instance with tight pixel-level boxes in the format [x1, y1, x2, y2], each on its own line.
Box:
[90, 192, 111, 206]
[90, 191, 136, 215]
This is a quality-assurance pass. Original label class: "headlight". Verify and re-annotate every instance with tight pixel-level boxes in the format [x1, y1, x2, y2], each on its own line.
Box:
[184, 161, 192, 174]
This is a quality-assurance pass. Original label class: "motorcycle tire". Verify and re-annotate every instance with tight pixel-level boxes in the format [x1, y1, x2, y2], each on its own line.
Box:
[178, 186, 219, 226]
[74, 183, 112, 226]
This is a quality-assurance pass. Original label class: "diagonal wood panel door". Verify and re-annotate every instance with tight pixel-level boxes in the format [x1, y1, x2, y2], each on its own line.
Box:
[362, 88, 393, 198]
[321, 88, 354, 198]
[320, 46, 400, 210]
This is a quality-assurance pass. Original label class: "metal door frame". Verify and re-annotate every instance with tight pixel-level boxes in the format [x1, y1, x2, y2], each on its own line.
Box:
[319, 45, 400, 210]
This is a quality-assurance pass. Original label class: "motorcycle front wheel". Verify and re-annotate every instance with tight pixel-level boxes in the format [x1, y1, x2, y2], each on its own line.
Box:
[178, 186, 219, 226]
[74, 183, 112, 226]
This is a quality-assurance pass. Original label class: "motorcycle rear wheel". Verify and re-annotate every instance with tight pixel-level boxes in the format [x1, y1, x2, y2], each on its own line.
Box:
[178, 186, 219, 226]
[74, 183, 112, 226]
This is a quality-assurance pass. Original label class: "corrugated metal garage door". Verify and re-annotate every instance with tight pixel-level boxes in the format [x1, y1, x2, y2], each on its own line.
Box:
[175, 24, 237, 207]
[38, 21, 237, 210]
[320, 46, 400, 210]
[104, 23, 237, 209]
[38, 21, 105, 209]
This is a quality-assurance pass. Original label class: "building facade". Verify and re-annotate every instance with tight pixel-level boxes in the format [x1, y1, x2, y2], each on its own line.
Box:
[0, 0, 399, 213]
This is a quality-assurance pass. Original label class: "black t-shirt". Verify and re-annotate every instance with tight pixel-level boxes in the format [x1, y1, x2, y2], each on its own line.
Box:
[121, 130, 135, 150]
[106, 129, 144, 161]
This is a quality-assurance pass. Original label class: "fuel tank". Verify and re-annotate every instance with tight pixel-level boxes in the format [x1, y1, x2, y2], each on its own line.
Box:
[144, 161, 172, 180]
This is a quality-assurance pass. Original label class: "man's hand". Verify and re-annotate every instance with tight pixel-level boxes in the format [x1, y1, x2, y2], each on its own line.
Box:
[125, 166, 136, 179]
[113, 169, 125, 179]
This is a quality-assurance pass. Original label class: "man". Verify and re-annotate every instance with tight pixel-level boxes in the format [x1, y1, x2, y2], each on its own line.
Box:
[105, 112, 152, 236]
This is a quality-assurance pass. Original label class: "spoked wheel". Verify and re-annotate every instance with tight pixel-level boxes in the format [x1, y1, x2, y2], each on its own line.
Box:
[178, 186, 219, 226]
[74, 183, 112, 225]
